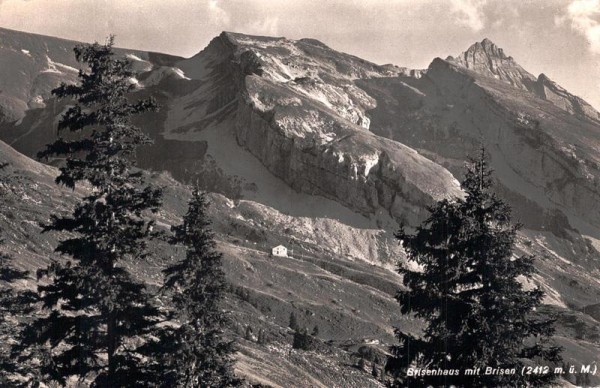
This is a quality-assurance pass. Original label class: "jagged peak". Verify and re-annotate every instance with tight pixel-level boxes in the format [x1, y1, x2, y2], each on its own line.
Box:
[480, 38, 500, 51]
[455, 38, 512, 63]
[443, 38, 536, 91]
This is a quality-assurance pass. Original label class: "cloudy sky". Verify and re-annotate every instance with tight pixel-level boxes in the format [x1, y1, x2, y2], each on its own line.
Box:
[1, 0, 600, 108]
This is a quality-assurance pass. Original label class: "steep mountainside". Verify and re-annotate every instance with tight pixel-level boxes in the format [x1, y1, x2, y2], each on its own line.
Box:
[0, 30, 599, 386]
[0, 138, 407, 387]
[0, 27, 181, 124]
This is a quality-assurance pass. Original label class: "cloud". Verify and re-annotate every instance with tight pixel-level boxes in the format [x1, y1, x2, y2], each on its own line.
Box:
[244, 17, 279, 36]
[563, 0, 600, 53]
[208, 0, 230, 26]
[449, 0, 487, 32]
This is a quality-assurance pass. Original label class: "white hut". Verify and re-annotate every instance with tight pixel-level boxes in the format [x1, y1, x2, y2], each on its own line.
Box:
[271, 245, 288, 257]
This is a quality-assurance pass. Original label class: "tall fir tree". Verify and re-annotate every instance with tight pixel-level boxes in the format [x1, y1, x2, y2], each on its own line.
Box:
[158, 189, 241, 387]
[24, 37, 163, 386]
[289, 312, 298, 331]
[387, 147, 561, 387]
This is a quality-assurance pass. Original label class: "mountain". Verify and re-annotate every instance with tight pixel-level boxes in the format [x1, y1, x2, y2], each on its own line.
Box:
[0, 30, 599, 386]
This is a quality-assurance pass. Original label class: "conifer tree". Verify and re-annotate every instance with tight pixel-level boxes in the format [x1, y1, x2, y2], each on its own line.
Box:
[371, 363, 379, 379]
[357, 357, 366, 371]
[245, 326, 254, 341]
[387, 147, 561, 387]
[289, 312, 298, 331]
[158, 189, 241, 387]
[292, 328, 312, 351]
[311, 325, 319, 337]
[24, 37, 163, 386]
[257, 328, 267, 345]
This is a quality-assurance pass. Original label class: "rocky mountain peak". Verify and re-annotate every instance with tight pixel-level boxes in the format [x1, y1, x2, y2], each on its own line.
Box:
[479, 38, 509, 59]
[445, 38, 536, 91]
[449, 38, 511, 67]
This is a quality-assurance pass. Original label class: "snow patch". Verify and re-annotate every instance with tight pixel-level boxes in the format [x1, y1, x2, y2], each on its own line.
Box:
[126, 53, 144, 61]
[521, 274, 566, 308]
[362, 154, 379, 176]
[318, 132, 336, 143]
[42, 55, 78, 74]
[171, 67, 191, 80]
[142, 67, 191, 87]
[21, 49, 31, 56]
[126, 53, 153, 72]
[28, 95, 46, 109]
[128, 77, 142, 88]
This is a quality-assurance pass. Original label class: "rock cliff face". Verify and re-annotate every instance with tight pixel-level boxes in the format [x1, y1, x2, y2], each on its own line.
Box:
[163, 32, 461, 225]
[234, 97, 458, 225]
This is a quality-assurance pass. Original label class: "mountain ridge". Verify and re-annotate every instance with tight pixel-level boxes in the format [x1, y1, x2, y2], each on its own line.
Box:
[445, 37, 600, 122]
[0, 26, 182, 123]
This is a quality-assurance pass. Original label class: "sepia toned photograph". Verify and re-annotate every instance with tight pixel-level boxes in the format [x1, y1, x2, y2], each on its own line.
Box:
[0, 0, 599, 386]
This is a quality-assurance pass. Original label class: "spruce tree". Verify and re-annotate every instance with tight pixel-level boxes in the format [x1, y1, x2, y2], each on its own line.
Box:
[292, 328, 312, 351]
[257, 328, 267, 345]
[311, 325, 319, 337]
[387, 147, 561, 387]
[158, 189, 241, 387]
[357, 357, 366, 371]
[245, 326, 254, 341]
[24, 37, 163, 386]
[371, 363, 379, 379]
